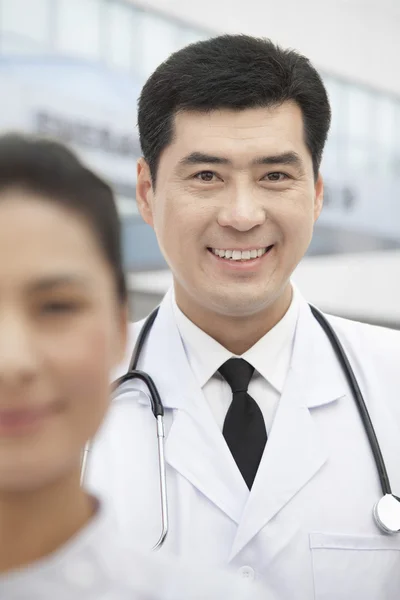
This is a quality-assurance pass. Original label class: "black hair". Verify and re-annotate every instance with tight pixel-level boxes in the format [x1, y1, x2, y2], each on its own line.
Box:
[0, 133, 126, 302]
[138, 34, 331, 183]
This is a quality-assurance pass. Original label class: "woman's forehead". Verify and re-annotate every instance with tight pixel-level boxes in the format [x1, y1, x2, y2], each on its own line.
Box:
[0, 191, 111, 287]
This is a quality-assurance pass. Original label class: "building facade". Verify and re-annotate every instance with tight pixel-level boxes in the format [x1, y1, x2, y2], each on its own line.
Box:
[1, 0, 399, 320]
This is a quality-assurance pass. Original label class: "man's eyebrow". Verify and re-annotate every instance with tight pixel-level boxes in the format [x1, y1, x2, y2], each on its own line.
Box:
[27, 275, 91, 293]
[177, 152, 232, 167]
[177, 151, 304, 170]
[251, 151, 304, 168]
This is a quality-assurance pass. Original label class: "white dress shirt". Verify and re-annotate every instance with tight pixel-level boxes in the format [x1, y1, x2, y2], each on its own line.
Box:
[172, 287, 300, 435]
[0, 499, 271, 600]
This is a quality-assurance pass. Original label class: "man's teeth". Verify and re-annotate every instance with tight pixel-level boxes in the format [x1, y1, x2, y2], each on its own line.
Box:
[211, 248, 268, 260]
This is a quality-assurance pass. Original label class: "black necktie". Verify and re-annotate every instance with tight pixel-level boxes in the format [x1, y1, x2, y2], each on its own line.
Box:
[219, 358, 267, 489]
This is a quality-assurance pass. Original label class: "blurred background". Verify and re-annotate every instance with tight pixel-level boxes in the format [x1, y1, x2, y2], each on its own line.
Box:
[1, 0, 399, 326]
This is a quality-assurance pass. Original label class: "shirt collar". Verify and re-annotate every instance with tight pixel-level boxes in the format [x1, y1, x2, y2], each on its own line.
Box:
[172, 286, 300, 393]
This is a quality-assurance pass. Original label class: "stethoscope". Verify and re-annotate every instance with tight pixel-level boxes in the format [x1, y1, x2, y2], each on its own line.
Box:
[81, 304, 400, 550]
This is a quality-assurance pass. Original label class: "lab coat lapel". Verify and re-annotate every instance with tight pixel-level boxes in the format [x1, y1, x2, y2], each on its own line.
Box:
[137, 291, 249, 524]
[230, 299, 348, 558]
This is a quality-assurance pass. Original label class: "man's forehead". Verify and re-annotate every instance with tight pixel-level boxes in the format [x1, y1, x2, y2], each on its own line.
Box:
[168, 104, 308, 166]
[173, 102, 304, 132]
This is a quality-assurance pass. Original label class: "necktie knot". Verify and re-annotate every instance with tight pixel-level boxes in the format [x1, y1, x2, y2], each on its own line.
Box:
[218, 358, 254, 393]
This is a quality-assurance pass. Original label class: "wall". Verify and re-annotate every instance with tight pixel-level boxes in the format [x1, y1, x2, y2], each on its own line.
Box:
[123, 0, 400, 325]
[129, 0, 400, 96]
[1, 0, 399, 323]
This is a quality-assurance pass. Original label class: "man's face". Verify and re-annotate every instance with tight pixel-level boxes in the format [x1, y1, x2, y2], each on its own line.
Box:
[137, 102, 323, 318]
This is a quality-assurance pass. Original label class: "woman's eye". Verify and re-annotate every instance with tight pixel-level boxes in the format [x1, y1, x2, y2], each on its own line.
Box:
[194, 171, 217, 182]
[263, 172, 288, 182]
[40, 302, 81, 315]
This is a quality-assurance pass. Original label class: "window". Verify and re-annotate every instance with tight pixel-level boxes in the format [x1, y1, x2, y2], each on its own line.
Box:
[347, 86, 375, 143]
[324, 76, 348, 142]
[104, 1, 135, 71]
[371, 95, 398, 177]
[375, 96, 396, 150]
[137, 12, 181, 76]
[321, 138, 342, 175]
[345, 86, 376, 174]
[323, 77, 349, 175]
[55, 0, 102, 61]
[393, 101, 400, 179]
[0, 0, 50, 54]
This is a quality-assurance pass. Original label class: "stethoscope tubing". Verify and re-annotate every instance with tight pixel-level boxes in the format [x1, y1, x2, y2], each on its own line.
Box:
[81, 303, 399, 547]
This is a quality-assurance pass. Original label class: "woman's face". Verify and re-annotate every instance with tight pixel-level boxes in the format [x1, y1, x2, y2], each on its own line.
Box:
[0, 188, 127, 491]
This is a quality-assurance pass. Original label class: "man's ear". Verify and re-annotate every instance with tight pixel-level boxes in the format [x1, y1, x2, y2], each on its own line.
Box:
[136, 158, 154, 227]
[314, 173, 324, 223]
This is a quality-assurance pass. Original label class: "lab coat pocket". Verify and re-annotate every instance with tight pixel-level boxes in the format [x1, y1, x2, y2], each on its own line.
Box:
[310, 532, 400, 600]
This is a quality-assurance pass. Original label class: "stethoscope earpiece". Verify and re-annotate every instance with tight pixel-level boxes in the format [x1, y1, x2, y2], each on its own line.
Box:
[373, 494, 400, 534]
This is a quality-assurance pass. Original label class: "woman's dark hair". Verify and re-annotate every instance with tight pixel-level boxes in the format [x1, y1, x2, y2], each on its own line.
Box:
[0, 133, 126, 302]
[138, 34, 331, 184]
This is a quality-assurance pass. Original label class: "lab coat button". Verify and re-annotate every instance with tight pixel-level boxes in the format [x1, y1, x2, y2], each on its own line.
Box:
[238, 566, 255, 581]
[63, 559, 96, 588]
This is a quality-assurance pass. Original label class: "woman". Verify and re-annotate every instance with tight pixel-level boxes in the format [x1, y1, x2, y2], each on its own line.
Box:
[0, 134, 269, 599]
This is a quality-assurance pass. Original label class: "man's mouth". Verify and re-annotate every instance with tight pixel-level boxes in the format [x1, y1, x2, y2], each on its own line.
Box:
[208, 246, 274, 261]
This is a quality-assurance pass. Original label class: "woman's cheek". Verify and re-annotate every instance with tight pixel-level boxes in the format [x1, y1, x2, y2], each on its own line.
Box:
[55, 326, 115, 438]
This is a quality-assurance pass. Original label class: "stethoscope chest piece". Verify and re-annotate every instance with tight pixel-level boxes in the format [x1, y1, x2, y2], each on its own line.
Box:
[374, 494, 400, 534]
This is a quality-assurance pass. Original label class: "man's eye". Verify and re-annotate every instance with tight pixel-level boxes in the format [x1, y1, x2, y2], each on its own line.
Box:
[194, 171, 217, 182]
[263, 172, 288, 182]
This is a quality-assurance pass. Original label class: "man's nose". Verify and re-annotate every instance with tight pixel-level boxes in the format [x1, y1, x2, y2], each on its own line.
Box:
[217, 185, 266, 232]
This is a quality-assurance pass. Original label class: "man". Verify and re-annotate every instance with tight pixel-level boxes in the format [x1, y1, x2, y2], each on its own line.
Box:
[87, 35, 400, 599]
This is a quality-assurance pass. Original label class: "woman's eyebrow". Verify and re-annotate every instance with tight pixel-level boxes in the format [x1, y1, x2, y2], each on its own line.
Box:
[27, 274, 92, 293]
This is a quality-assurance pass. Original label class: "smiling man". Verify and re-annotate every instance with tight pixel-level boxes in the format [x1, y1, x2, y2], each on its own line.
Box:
[87, 35, 400, 600]
[137, 100, 322, 354]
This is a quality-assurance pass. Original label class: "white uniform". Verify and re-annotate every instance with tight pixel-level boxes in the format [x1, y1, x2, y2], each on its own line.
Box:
[87, 289, 400, 600]
[0, 500, 271, 599]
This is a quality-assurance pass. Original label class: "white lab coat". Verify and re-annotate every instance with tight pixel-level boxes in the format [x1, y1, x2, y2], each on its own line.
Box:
[0, 499, 269, 600]
[87, 289, 400, 600]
